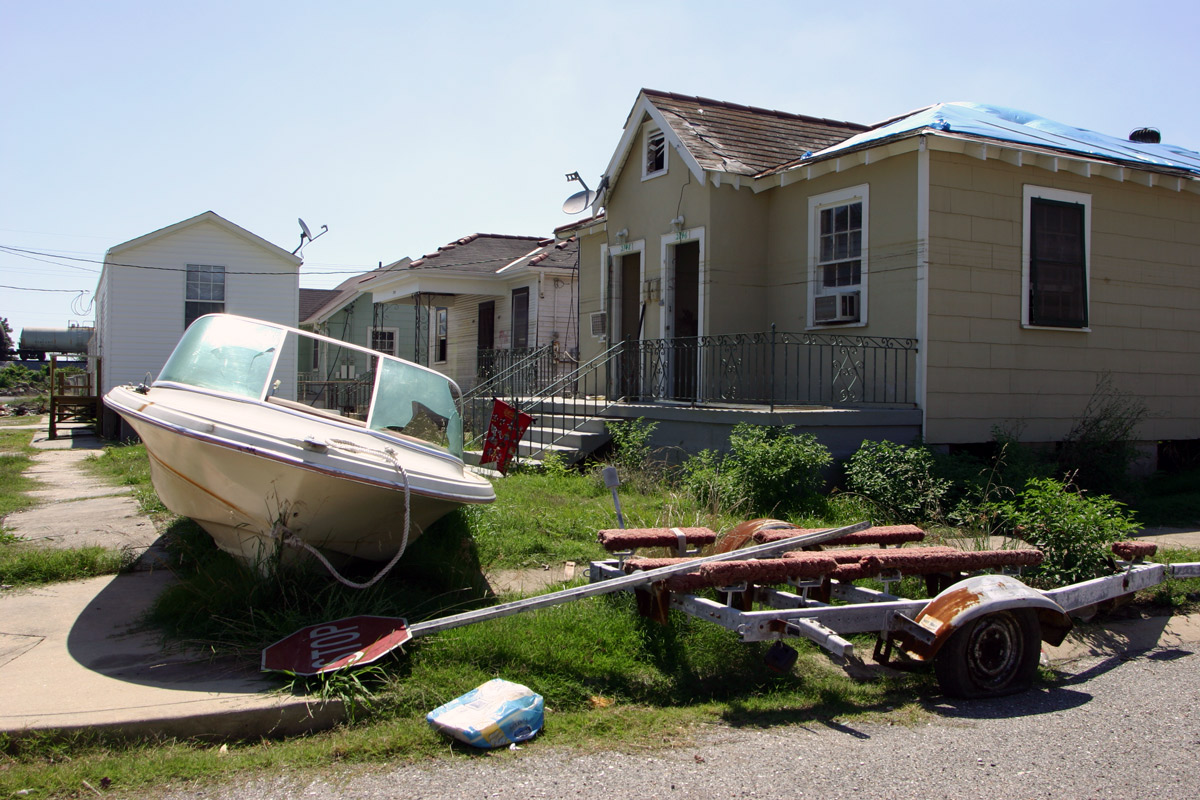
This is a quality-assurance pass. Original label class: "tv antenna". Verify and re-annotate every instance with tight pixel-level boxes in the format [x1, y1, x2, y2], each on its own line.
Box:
[561, 172, 598, 215]
[293, 218, 329, 254]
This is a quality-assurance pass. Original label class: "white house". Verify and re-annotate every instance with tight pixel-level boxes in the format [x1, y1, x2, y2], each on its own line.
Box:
[91, 211, 301, 437]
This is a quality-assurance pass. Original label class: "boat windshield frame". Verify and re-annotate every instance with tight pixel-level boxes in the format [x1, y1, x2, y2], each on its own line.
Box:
[154, 314, 467, 459]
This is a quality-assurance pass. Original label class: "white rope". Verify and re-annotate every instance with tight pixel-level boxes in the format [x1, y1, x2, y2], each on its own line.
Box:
[268, 439, 412, 590]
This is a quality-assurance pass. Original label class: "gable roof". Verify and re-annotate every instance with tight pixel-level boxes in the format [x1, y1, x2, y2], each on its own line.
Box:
[369, 234, 577, 302]
[800, 102, 1200, 178]
[106, 210, 302, 264]
[598, 89, 868, 205]
[406, 233, 551, 273]
[643, 89, 870, 176]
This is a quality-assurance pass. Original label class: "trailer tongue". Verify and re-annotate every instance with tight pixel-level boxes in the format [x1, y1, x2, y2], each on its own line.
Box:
[405, 521, 870, 638]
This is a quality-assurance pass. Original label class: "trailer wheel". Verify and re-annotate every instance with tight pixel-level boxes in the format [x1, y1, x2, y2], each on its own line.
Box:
[934, 609, 1040, 699]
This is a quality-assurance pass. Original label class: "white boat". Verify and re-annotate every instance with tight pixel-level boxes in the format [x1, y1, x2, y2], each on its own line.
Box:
[104, 314, 495, 574]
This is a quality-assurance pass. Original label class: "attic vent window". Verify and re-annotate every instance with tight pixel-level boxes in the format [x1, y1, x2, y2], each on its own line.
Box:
[643, 128, 667, 180]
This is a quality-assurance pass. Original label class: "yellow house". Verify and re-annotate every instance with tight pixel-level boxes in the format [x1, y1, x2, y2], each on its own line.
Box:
[563, 90, 1200, 465]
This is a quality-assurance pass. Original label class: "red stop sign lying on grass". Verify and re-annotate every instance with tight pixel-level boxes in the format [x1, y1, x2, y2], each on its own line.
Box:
[261, 615, 411, 676]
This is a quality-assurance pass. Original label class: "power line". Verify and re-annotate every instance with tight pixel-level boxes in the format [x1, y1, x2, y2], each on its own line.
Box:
[0, 284, 88, 293]
[0, 244, 568, 278]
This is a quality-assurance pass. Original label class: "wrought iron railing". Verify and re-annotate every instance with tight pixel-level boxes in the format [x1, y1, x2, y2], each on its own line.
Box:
[624, 328, 918, 409]
[461, 329, 917, 460]
[462, 346, 550, 447]
[463, 341, 624, 454]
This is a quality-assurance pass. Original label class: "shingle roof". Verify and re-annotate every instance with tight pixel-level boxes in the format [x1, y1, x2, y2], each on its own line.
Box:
[299, 288, 341, 321]
[406, 233, 575, 273]
[642, 89, 870, 176]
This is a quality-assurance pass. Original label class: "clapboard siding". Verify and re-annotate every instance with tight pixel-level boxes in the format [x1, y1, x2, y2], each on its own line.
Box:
[95, 215, 299, 396]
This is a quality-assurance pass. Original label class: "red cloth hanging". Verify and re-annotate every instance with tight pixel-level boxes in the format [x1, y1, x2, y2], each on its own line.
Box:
[480, 398, 534, 474]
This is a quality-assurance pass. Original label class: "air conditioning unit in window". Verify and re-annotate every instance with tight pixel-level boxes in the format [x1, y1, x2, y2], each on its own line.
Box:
[814, 291, 860, 324]
[589, 311, 608, 338]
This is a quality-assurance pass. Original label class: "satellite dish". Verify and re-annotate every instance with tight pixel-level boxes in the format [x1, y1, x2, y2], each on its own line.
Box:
[562, 189, 598, 215]
[293, 218, 328, 254]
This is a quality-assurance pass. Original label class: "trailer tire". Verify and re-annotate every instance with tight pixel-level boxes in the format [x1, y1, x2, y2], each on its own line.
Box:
[934, 608, 1041, 699]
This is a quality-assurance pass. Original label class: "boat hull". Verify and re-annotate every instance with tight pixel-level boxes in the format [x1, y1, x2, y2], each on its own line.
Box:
[106, 385, 494, 568]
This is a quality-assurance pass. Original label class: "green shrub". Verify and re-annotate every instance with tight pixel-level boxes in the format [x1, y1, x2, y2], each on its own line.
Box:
[983, 477, 1138, 587]
[843, 440, 950, 524]
[0, 363, 48, 392]
[682, 424, 831, 516]
[604, 418, 659, 488]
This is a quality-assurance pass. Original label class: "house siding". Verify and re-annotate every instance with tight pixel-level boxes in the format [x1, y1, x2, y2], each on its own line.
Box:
[601, 128, 705, 347]
[925, 150, 1200, 444]
[95, 217, 299, 397]
[577, 230, 608, 362]
[766, 153, 920, 338]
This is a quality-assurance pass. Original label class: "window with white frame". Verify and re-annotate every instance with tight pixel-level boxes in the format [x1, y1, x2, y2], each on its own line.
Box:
[434, 308, 448, 362]
[1023, 185, 1090, 329]
[643, 126, 667, 180]
[185, 264, 225, 328]
[369, 326, 398, 356]
[808, 185, 868, 325]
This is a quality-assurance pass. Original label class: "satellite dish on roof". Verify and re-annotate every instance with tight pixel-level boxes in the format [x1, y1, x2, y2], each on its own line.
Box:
[562, 189, 598, 215]
[562, 171, 598, 215]
[293, 218, 329, 254]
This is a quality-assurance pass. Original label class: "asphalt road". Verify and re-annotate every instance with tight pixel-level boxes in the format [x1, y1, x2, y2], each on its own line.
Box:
[150, 647, 1200, 800]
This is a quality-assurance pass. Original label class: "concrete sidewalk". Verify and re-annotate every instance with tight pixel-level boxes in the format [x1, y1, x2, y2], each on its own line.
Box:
[0, 416, 1197, 739]
[0, 419, 340, 738]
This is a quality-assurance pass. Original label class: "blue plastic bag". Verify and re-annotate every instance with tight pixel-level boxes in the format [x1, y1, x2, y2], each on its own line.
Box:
[426, 679, 544, 748]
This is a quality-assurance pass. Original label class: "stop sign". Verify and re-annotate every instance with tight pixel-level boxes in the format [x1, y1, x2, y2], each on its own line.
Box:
[261, 615, 411, 676]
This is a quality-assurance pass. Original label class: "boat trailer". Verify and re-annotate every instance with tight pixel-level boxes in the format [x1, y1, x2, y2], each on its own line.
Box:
[277, 520, 1200, 698]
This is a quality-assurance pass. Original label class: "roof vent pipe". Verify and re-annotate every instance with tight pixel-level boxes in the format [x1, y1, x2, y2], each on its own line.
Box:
[1129, 127, 1161, 144]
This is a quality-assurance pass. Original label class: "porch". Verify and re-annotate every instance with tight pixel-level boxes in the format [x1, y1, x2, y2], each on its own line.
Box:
[464, 330, 921, 463]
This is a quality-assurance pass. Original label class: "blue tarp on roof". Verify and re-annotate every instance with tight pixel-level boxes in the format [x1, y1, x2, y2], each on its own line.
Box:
[806, 102, 1200, 176]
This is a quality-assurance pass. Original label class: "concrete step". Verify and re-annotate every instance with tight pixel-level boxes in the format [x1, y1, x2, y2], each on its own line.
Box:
[523, 414, 609, 434]
[523, 426, 609, 450]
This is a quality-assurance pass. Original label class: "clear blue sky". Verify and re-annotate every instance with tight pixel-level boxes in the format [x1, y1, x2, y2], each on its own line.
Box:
[3, 0, 1197, 340]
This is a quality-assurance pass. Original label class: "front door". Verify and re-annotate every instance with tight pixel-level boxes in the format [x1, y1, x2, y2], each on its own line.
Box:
[511, 288, 529, 350]
[671, 241, 699, 401]
[477, 300, 495, 379]
[618, 253, 642, 398]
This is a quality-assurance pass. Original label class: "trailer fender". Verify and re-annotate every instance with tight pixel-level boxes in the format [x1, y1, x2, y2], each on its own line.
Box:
[904, 574, 1072, 661]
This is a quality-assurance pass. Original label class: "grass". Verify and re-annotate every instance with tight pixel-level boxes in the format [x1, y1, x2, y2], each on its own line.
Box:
[1133, 545, 1200, 612]
[0, 426, 133, 587]
[0, 545, 131, 587]
[0, 428, 39, 521]
[470, 465, 741, 570]
[80, 442, 168, 516]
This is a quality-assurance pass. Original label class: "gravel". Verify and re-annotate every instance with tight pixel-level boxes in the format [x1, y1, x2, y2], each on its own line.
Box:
[151, 647, 1200, 799]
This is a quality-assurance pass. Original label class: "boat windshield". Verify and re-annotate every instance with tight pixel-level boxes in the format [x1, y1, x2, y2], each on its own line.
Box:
[159, 315, 466, 458]
[369, 358, 464, 458]
[158, 316, 284, 399]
